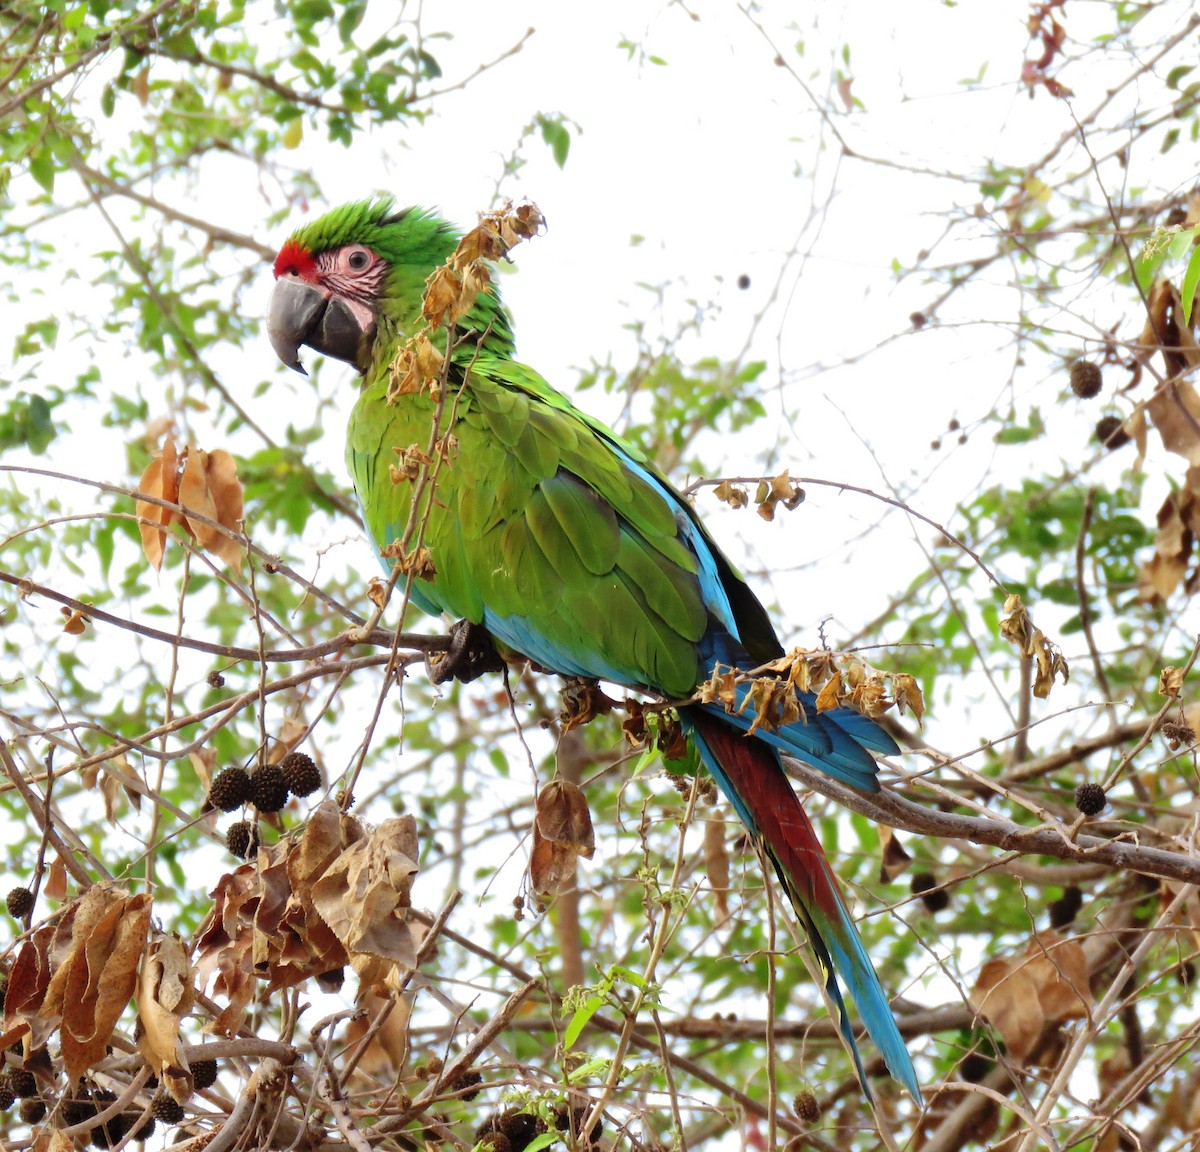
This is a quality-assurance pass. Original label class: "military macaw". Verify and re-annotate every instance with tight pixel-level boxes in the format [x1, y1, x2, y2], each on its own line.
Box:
[267, 197, 921, 1101]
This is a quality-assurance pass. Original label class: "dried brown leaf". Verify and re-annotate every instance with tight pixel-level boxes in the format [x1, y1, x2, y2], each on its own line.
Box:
[137, 934, 195, 1080]
[704, 811, 729, 917]
[535, 781, 594, 859]
[135, 437, 180, 571]
[44, 856, 67, 902]
[814, 669, 844, 713]
[970, 932, 1092, 1063]
[530, 823, 577, 903]
[345, 989, 411, 1076]
[310, 816, 421, 967]
[891, 673, 925, 723]
[878, 826, 911, 884]
[1160, 665, 1185, 699]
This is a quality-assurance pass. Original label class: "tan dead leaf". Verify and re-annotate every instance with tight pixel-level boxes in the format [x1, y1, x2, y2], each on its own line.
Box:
[422, 265, 465, 328]
[1147, 379, 1200, 467]
[61, 609, 88, 635]
[135, 436, 180, 571]
[891, 673, 925, 723]
[388, 335, 445, 400]
[698, 665, 738, 709]
[33, 1131, 76, 1152]
[970, 933, 1092, 1063]
[345, 988, 411, 1076]
[1030, 630, 1071, 699]
[1160, 665, 1185, 699]
[712, 479, 748, 510]
[878, 826, 911, 884]
[999, 594, 1069, 697]
[814, 669, 844, 714]
[1137, 472, 1200, 603]
[1127, 406, 1149, 473]
[849, 671, 890, 718]
[44, 856, 67, 902]
[530, 781, 595, 902]
[137, 934, 194, 1082]
[704, 811, 729, 918]
[535, 781, 595, 859]
[366, 575, 389, 609]
[179, 448, 244, 566]
[310, 816, 421, 967]
[762, 676, 802, 732]
[54, 888, 152, 1083]
[137, 439, 243, 569]
[1138, 280, 1200, 382]
[530, 822, 577, 903]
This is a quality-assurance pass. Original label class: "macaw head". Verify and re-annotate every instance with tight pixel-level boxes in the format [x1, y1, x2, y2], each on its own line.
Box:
[267, 197, 460, 375]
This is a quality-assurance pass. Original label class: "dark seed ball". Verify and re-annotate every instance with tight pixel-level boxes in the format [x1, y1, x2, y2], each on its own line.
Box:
[249, 764, 289, 813]
[152, 1094, 186, 1125]
[793, 1089, 820, 1122]
[205, 670, 225, 689]
[960, 1052, 993, 1081]
[128, 1111, 157, 1141]
[1075, 782, 1107, 816]
[190, 1059, 218, 1091]
[207, 767, 251, 812]
[497, 1107, 539, 1147]
[225, 821, 259, 860]
[5, 888, 34, 919]
[449, 1070, 483, 1101]
[1094, 415, 1131, 450]
[1048, 885, 1083, 928]
[62, 1084, 96, 1126]
[18, 1096, 45, 1123]
[1069, 359, 1103, 399]
[0, 1084, 13, 1110]
[279, 752, 321, 798]
[7, 1067, 36, 1098]
[736, 273, 751, 290]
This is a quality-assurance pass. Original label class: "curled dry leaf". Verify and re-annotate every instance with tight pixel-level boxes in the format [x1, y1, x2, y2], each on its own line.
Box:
[1160, 665, 1185, 699]
[137, 934, 195, 1099]
[969, 932, 1092, 1063]
[36, 884, 152, 1083]
[1137, 467, 1200, 602]
[530, 779, 594, 902]
[878, 826, 912, 884]
[195, 803, 422, 1036]
[136, 437, 244, 570]
[310, 815, 421, 969]
[998, 593, 1070, 698]
[703, 811, 730, 918]
[344, 988, 412, 1077]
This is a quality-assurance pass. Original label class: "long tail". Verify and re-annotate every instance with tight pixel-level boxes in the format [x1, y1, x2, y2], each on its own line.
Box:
[681, 707, 921, 1102]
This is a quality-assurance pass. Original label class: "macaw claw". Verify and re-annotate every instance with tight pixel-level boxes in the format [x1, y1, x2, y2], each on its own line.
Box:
[427, 619, 505, 685]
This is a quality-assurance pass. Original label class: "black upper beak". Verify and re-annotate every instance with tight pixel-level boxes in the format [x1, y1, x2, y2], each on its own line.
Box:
[267, 277, 375, 375]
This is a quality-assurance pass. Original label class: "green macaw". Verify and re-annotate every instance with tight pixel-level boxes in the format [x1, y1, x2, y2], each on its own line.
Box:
[267, 197, 921, 1101]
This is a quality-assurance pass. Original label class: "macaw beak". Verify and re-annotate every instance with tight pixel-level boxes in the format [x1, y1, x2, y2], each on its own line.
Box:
[267, 276, 375, 375]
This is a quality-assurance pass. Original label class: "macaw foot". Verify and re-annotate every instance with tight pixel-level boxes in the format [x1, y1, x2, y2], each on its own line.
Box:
[427, 619, 505, 685]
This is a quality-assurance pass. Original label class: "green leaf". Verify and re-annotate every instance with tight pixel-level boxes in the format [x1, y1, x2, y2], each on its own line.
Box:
[538, 116, 571, 169]
[521, 1135, 562, 1152]
[563, 994, 605, 1049]
[1182, 242, 1200, 325]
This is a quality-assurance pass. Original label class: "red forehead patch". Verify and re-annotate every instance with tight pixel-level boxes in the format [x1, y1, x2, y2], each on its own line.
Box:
[273, 239, 318, 280]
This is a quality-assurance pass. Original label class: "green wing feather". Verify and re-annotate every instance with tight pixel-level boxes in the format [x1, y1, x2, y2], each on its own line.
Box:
[347, 354, 710, 696]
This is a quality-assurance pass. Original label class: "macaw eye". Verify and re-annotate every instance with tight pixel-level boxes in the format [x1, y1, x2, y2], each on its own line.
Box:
[347, 248, 371, 271]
